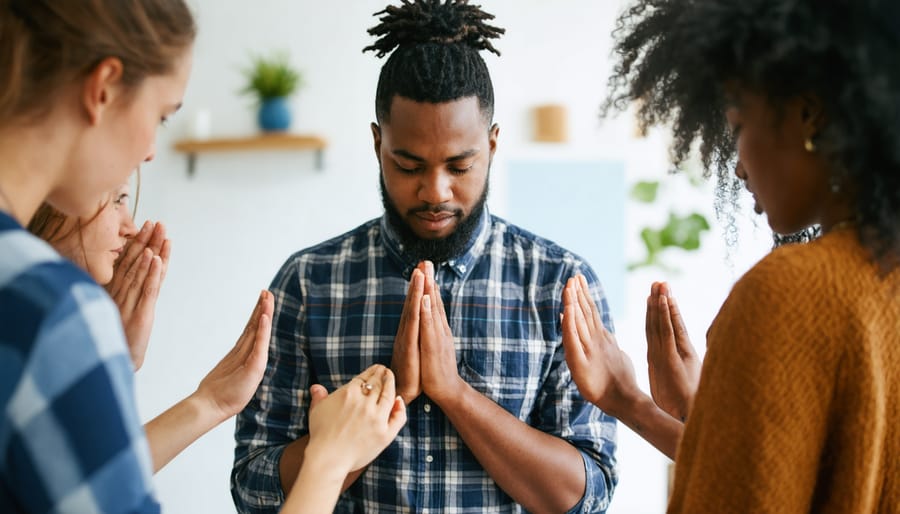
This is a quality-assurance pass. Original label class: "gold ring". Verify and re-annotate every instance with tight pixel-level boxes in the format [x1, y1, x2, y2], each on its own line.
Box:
[360, 380, 374, 395]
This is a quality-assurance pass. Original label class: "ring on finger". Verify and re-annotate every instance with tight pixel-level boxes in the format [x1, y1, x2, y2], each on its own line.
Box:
[360, 380, 374, 395]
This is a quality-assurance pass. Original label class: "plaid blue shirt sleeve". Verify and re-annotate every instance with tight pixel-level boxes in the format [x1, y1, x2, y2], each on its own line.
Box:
[231, 254, 309, 513]
[542, 262, 618, 514]
[1, 227, 159, 514]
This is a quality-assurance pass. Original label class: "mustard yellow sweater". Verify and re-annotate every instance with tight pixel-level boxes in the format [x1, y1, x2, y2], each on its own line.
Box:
[668, 229, 900, 513]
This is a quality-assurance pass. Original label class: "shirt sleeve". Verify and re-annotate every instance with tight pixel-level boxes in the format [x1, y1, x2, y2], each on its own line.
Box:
[534, 262, 618, 514]
[232, 257, 312, 514]
[3, 281, 159, 514]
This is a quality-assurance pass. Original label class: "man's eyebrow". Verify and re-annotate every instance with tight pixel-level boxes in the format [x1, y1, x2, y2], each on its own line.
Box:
[392, 148, 479, 162]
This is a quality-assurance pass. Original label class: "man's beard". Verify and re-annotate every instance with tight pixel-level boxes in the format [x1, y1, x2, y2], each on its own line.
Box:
[380, 172, 489, 264]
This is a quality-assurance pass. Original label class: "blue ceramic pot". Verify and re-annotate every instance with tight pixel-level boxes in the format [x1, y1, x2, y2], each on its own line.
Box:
[258, 97, 291, 132]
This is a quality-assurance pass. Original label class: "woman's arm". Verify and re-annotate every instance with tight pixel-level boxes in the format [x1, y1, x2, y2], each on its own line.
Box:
[561, 274, 684, 459]
[144, 290, 273, 472]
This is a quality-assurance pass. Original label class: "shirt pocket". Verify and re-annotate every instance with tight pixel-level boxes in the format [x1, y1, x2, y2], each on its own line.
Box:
[458, 337, 547, 421]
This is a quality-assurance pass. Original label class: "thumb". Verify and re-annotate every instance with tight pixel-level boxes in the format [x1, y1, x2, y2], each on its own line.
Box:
[388, 396, 408, 433]
[309, 384, 329, 409]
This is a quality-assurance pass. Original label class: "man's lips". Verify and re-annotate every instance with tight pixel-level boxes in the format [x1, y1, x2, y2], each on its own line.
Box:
[415, 212, 455, 222]
[413, 211, 457, 231]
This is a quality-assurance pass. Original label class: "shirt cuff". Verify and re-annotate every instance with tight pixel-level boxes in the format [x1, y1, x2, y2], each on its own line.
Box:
[564, 449, 613, 514]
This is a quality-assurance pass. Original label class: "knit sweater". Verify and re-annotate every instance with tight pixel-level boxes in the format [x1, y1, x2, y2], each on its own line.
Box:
[668, 228, 900, 513]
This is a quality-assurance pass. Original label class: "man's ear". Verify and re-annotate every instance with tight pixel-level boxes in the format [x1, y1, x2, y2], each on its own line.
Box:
[488, 123, 499, 160]
[82, 57, 125, 126]
[371, 122, 382, 163]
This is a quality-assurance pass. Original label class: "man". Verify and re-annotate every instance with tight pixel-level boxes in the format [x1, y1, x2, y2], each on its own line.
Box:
[232, 2, 617, 512]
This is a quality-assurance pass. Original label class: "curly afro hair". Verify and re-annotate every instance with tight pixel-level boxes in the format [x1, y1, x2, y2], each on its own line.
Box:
[604, 0, 900, 269]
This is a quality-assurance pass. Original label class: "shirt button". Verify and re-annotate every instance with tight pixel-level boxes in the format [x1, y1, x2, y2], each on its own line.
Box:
[425, 455, 434, 463]
[458, 264, 467, 273]
[424, 403, 432, 413]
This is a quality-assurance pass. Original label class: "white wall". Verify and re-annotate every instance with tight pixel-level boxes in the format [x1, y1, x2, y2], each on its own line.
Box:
[134, 1, 773, 512]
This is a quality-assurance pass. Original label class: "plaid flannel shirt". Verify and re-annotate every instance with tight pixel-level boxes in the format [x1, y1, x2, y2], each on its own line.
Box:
[233, 209, 618, 513]
[0, 212, 158, 513]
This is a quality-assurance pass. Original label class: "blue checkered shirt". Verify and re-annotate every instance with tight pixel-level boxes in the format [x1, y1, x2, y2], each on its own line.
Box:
[0, 212, 158, 513]
[232, 209, 618, 513]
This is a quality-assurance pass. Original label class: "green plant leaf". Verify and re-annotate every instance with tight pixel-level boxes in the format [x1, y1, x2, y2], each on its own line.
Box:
[240, 51, 303, 102]
[630, 181, 659, 203]
[658, 212, 710, 251]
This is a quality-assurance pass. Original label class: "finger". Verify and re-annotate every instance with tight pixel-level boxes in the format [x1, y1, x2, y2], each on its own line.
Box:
[397, 269, 422, 340]
[356, 363, 385, 386]
[387, 396, 408, 434]
[240, 290, 268, 343]
[147, 222, 167, 255]
[561, 289, 587, 358]
[233, 291, 269, 364]
[377, 366, 397, 406]
[663, 287, 688, 345]
[134, 220, 154, 245]
[158, 239, 171, 283]
[572, 275, 594, 334]
[309, 384, 329, 410]
[657, 295, 677, 356]
[568, 286, 593, 350]
[647, 285, 662, 357]
[423, 261, 450, 334]
[246, 311, 271, 378]
[406, 269, 423, 331]
[645, 293, 653, 351]
[574, 274, 597, 333]
[107, 222, 152, 298]
[579, 274, 606, 329]
[135, 255, 163, 310]
[420, 293, 435, 345]
[120, 248, 153, 312]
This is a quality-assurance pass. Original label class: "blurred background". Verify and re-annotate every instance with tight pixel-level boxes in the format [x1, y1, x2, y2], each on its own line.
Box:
[135, 1, 775, 512]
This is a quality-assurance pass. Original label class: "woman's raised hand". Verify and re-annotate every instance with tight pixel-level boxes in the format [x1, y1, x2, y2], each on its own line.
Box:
[645, 282, 701, 421]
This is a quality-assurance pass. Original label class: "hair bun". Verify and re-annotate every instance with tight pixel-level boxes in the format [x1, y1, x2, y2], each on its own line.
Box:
[364, 0, 504, 58]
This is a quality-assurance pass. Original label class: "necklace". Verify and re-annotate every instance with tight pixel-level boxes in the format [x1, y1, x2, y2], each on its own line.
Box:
[0, 182, 19, 223]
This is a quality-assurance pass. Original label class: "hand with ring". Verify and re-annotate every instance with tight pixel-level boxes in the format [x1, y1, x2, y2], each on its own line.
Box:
[283, 364, 407, 512]
[305, 364, 408, 473]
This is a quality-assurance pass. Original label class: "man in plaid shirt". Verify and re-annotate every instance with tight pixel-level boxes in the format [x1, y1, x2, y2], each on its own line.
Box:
[232, 2, 618, 512]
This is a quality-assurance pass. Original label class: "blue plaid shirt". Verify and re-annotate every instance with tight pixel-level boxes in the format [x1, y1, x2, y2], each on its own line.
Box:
[232, 209, 618, 513]
[0, 212, 158, 514]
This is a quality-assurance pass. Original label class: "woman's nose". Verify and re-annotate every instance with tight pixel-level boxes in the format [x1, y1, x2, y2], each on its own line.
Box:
[734, 160, 748, 180]
[121, 213, 138, 238]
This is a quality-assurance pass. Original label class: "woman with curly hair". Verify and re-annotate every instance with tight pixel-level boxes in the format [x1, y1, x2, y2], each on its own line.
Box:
[561, 0, 900, 512]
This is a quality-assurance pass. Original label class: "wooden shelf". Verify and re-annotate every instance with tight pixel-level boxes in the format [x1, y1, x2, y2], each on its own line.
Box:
[173, 133, 327, 177]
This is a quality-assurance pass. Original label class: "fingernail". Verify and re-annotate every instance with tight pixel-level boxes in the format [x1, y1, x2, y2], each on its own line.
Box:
[423, 295, 431, 309]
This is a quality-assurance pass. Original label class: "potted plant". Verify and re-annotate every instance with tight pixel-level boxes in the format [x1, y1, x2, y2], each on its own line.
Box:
[240, 51, 303, 132]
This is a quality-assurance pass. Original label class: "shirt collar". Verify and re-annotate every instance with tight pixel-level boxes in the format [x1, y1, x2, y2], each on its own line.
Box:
[380, 206, 492, 280]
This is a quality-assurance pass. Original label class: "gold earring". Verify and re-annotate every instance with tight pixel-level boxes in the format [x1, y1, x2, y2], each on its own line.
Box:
[804, 138, 816, 152]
